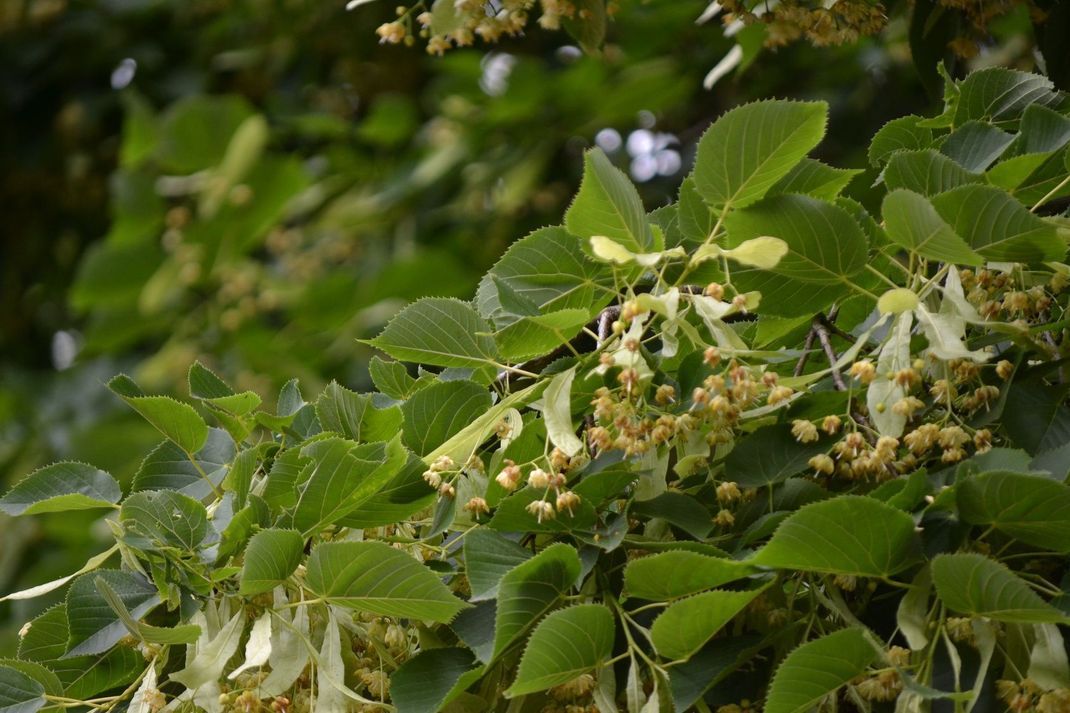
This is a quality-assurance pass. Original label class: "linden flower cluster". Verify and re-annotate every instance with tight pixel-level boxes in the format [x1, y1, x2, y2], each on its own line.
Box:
[719, 0, 886, 48]
[212, 609, 413, 713]
[587, 345, 795, 459]
[375, 0, 619, 55]
[851, 646, 911, 702]
[960, 268, 1062, 324]
[718, 0, 1047, 57]
[495, 448, 584, 523]
[794, 350, 1008, 479]
[539, 672, 600, 712]
[998, 679, 1070, 713]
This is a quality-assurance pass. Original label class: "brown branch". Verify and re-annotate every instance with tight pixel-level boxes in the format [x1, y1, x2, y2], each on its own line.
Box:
[810, 312, 847, 392]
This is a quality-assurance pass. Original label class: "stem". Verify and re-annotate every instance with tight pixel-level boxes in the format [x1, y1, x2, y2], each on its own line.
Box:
[813, 314, 847, 391]
[865, 263, 902, 290]
[1032, 174, 1070, 211]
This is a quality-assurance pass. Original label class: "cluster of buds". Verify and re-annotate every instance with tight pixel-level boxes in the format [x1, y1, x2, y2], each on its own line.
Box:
[962, 268, 1059, 321]
[494, 459, 582, 523]
[422, 454, 456, 493]
[719, 0, 886, 49]
[903, 423, 991, 462]
[998, 679, 1070, 713]
[852, 646, 910, 702]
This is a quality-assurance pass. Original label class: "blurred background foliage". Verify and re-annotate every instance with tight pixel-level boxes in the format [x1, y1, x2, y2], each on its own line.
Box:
[0, 0, 1061, 655]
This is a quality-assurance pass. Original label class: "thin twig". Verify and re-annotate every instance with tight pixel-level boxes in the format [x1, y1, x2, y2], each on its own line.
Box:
[813, 315, 847, 391]
[794, 329, 817, 377]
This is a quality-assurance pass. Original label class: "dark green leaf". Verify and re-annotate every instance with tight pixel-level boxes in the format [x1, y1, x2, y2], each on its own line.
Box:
[305, 541, 469, 622]
[751, 495, 922, 577]
[239, 528, 305, 595]
[507, 604, 614, 696]
[0, 462, 121, 516]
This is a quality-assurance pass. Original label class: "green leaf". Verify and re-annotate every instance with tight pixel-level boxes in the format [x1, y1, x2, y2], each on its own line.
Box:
[475, 226, 613, 328]
[0, 660, 60, 701]
[493, 543, 581, 660]
[883, 149, 983, 196]
[868, 115, 933, 167]
[306, 541, 469, 622]
[368, 357, 418, 400]
[401, 380, 492, 456]
[17, 606, 68, 662]
[881, 189, 984, 266]
[751, 495, 921, 577]
[93, 577, 200, 645]
[949, 67, 1062, 126]
[366, 297, 498, 368]
[723, 194, 868, 283]
[931, 184, 1065, 262]
[565, 148, 653, 252]
[931, 553, 1070, 623]
[239, 528, 305, 595]
[956, 471, 1070, 551]
[0, 665, 46, 713]
[624, 551, 758, 601]
[109, 378, 209, 454]
[131, 428, 234, 500]
[65, 570, 159, 658]
[494, 309, 590, 361]
[940, 121, 1015, 172]
[677, 177, 715, 246]
[692, 99, 828, 211]
[0, 462, 121, 516]
[650, 587, 768, 661]
[53, 649, 142, 701]
[725, 423, 831, 487]
[1017, 104, 1070, 154]
[315, 381, 403, 442]
[543, 367, 584, 458]
[337, 452, 435, 529]
[464, 529, 532, 602]
[391, 648, 483, 713]
[768, 158, 860, 200]
[291, 436, 407, 535]
[765, 628, 879, 713]
[422, 381, 545, 470]
[507, 604, 615, 696]
[119, 490, 211, 552]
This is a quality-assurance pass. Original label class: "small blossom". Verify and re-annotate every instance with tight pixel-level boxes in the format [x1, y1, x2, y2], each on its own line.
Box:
[496, 461, 521, 491]
[716, 481, 742, 504]
[821, 414, 842, 434]
[938, 425, 969, 449]
[438, 482, 455, 498]
[892, 396, 925, 418]
[655, 383, 676, 405]
[809, 453, 835, 474]
[528, 467, 551, 489]
[848, 360, 876, 384]
[376, 21, 406, 43]
[996, 359, 1015, 381]
[556, 490, 580, 515]
[526, 499, 556, 523]
[714, 508, 735, 528]
[767, 385, 794, 405]
[422, 469, 442, 488]
[463, 497, 489, 516]
[704, 282, 725, 300]
[791, 419, 819, 443]
[704, 346, 722, 367]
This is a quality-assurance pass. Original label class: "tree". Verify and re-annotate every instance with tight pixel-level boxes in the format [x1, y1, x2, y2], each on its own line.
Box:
[3, 65, 1070, 712]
